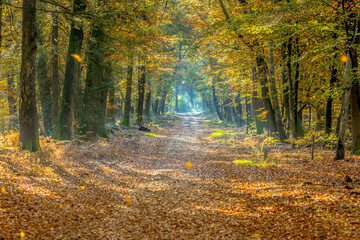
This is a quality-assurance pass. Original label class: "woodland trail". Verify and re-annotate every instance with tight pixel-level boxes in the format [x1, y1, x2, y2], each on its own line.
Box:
[1, 113, 360, 239]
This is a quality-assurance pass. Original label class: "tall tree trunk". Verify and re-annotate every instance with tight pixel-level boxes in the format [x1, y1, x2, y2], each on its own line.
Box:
[287, 37, 297, 138]
[269, 42, 287, 141]
[107, 79, 116, 124]
[175, 85, 179, 112]
[7, 71, 17, 128]
[56, 0, 86, 140]
[281, 43, 290, 130]
[79, 22, 105, 137]
[159, 89, 167, 115]
[224, 98, 233, 123]
[234, 93, 243, 126]
[154, 98, 159, 116]
[51, 13, 59, 134]
[122, 52, 134, 126]
[245, 95, 252, 134]
[335, 54, 352, 160]
[256, 55, 278, 135]
[144, 80, 151, 119]
[350, 48, 360, 155]
[100, 64, 112, 135]
[252, 90, 264, 135]
[325, 55, 338, 134]
[136, 65, 146, 126]
[294, 37, 304, 137]
[212, 83, 224, 120]
[36, 24, 52, 136]
[19, 0, 40, 152]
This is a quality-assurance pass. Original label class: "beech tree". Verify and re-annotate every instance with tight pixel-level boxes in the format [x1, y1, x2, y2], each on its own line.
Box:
[19, 0, 40, 151]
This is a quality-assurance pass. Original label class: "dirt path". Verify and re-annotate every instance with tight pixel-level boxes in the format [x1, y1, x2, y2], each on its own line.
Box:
[1, 113, 360, 239]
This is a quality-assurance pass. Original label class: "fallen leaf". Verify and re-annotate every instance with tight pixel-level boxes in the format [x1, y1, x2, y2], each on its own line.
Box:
[20, 232, 25, 238]
[1, 187, 5, 194]
[71, 54, 83, 62]
[186, 161, 192, 169]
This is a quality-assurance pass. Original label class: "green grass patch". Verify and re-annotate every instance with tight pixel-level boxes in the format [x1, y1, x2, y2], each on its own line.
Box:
[233, 159, 274, 167]
[144, 133, 160, 138]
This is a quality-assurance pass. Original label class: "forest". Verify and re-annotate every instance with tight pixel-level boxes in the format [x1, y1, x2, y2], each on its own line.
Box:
[1, 0, 360, 239]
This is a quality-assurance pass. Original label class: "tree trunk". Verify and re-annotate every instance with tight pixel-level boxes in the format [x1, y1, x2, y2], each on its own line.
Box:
[234, 93, 243, 126]
[154, 98, 159, 116]
[350, 48, 360, 155]
[36, 24, 52, 136]
[175, 85, 179, 112]
[252, 90, 264, 135]
[245, 95, 252, 134]
[159, 89, 167, 115]
[144, 80, 152, 120]
[51, 13, 59, 134]
[107, 78, 116, 124]
[287, 37, 297, 138]
[335, 53, 352, 160]
[19, 0, 40, 152]
[269, 42, 287, 141]
[122, 52, 134, 126]
[79, 21, 105, 137]
[224, 98, 233, 123]
[294, 38, 304, 137]
[325, 58, 338, 134]
[212, 83, 224, 120]
[256, 55, 278, 135]
[136, 65, 146, 126]
[281, 43, 290, 130]
[7, 71, 18, 128]
[56, 0, 86, 140]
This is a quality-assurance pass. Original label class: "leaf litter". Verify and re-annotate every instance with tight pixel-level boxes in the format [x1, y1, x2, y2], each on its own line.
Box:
[0, 113, 360, 239]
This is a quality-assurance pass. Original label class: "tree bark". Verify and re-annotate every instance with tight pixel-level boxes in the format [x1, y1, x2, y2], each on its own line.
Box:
[212, 83, 224, 121]
[335, 54, 352, 160]
[51, 13, 59, 134]
[287, 37, 297, 138]
[79, 22, 105, 137]
[56, 0, 86, 140]
[325, 57, 338, 134]
[36, 24, 52, 136]
[136, 65, 146, 126]
[144, 80, 152, 119]
[256, 55, 278, 135]
[281, 43, 290, 130]
[7, 71, 17, 128]
[269, 42, 287, 141]
[122, 52, 134, 126]
[19, 0, 40, 152]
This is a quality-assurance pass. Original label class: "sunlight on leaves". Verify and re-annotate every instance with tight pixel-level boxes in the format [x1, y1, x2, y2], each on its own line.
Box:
[71, 54, 83, 62]
[186, 161, 193, 169]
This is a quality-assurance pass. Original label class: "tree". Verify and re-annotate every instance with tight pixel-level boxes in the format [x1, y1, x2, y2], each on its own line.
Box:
[19, 0, 40, 151]
[56, 0, 86, 140]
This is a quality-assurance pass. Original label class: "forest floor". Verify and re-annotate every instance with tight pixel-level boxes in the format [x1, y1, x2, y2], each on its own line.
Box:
[1, 113, 360, 239]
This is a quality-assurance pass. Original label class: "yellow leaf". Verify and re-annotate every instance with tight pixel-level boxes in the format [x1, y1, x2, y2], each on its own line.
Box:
[341, 55, 349, 63]
[71, 54, 83, 62]
[1, 187, 5, 194]
[20, 232, 25, 238]
[186, 161, 192, 169]
[125, 195, 132, 206]
[80, 186, 85, 190]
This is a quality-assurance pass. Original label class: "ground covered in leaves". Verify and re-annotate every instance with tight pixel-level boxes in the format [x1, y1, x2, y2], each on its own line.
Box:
[1, 113, 360, 239]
